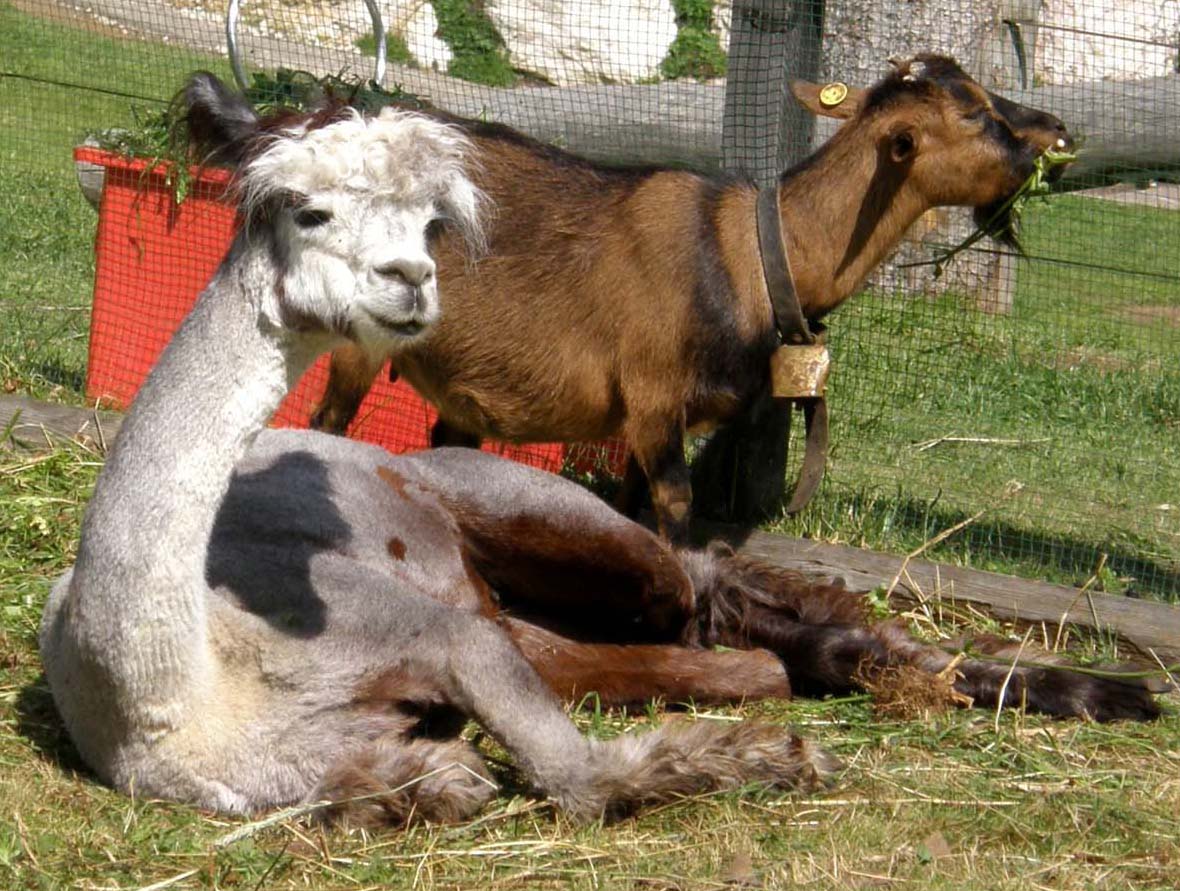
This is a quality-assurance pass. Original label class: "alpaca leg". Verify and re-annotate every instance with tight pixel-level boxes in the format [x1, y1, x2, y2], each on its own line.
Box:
[312, 736, 495, 827]
[396, 448, 696, 636]
[309, 344, 385, 434]
[502, 616, 791, 706]
[682, 548, 1164, 721]
[409, 607, 832, 820]
[877, 628, 1165, 722]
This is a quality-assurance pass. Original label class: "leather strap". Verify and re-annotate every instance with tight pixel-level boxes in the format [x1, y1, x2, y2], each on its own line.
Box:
[784, 397, 828, 515]
[756, 185, 813, 347]
[755, 184, 829, 515]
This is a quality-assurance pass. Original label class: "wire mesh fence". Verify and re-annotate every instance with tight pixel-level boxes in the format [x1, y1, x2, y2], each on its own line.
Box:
[1, 0, 1177, 598]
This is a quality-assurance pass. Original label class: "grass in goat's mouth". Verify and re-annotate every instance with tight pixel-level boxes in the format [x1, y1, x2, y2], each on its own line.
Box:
[902, 146, 1079, 278]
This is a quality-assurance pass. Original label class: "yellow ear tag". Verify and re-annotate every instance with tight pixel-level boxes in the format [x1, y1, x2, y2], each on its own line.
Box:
[819, 82, 849, 108]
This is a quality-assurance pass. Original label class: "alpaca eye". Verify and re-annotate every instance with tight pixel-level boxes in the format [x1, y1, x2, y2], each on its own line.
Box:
[293, 208, 332, 228]
[425, 217, 448, 243]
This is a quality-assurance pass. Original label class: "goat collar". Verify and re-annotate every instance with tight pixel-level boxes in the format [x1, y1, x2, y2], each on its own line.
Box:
[755, 183, 829, 517]
[755, 184, 814, 345]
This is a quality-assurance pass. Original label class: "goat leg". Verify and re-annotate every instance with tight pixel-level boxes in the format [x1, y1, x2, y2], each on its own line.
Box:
[430, 419, 481, 449]
[310, 343, 385, 434]
[627, 411, 693, 545]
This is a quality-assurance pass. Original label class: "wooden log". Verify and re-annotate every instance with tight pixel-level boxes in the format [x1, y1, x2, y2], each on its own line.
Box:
[51, 0, 1179, 174]
[0, 394, 121, 451]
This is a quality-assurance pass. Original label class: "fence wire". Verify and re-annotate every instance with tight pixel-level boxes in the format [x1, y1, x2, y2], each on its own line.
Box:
[1, 0, 1177, 598]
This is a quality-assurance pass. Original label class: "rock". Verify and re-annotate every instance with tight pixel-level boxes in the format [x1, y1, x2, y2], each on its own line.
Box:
[1038, 1, 1180, 84]
[380, 1, 452, 71]
[486, 0, 677, 85]
[714, 0, 732, 53]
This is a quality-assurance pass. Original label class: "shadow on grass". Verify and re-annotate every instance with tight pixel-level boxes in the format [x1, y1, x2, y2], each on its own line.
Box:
[30, 358, 86, 394]
[15, 674, 90, 777]
[706, 487, 1180, 603]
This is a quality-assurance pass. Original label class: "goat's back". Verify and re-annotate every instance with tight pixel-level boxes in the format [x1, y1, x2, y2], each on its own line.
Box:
[394, 127, 776, 442]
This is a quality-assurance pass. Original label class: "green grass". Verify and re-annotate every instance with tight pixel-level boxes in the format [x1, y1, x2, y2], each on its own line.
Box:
[661, 0, 728, 81]
[0, 2, 234, 402]
[355, 29, 415, 67]
[768, 193, 1180, 599]
[432, 0, 518, 87]
[2, 442, 1178, 889]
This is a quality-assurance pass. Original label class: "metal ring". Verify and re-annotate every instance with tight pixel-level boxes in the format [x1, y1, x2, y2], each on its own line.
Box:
[227, 0, 387, 92]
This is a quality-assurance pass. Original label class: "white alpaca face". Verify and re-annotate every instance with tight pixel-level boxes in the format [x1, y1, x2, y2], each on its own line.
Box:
[276, 193, 440, 347]
[239, 107, 482, 354]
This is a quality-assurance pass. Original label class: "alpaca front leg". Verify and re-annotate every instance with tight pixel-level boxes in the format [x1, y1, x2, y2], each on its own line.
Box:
[421, 610, 833, 819]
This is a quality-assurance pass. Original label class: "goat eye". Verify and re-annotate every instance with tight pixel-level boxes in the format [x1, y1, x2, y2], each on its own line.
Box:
[293, 208, 332, 228]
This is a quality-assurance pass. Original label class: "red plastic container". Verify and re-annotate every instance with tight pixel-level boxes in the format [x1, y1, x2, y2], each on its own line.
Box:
[76, 146, 625, 474]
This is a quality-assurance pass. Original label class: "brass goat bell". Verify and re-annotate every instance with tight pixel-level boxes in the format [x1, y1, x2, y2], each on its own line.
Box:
[770, 342, 830, 399]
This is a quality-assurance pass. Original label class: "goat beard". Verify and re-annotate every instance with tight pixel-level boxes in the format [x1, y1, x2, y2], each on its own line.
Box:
[973, 197, 1024, 255]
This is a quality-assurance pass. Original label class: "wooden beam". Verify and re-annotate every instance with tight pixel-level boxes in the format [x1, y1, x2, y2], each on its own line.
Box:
[0, 394, 121, 451]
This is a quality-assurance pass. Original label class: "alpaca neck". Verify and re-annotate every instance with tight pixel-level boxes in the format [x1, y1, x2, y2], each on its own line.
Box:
[777, 128, 930, 320]
[69, 233, 331, 716]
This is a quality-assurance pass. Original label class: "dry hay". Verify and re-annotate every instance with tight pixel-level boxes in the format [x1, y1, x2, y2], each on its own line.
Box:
[854, 653, 973, 721]
[1122, 304, 1180, 329]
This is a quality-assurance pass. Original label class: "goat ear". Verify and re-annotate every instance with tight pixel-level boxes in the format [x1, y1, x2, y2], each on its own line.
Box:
[791, 80, 864, 120]
[887, 124, 919, 163]
[179, 72, 260, 167]
[440, 176, 487, 258]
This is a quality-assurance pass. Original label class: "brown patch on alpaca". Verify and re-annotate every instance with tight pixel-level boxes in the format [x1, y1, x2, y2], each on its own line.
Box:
[387, 537, 407, 561]
[449, 506, 695, 637]
[854, 653, 973, 720]
[376, 466, 411, 500]
[352, 664, 449, 714]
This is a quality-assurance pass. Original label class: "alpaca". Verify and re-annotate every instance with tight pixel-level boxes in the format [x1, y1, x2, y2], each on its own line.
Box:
[38, 73, 840, 824]
[308, 55, 1076, 542]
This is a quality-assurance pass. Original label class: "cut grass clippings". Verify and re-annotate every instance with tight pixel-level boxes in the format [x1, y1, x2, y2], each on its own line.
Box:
[1, 440, 1178, 888]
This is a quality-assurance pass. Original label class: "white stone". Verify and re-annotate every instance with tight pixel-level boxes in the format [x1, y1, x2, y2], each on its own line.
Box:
[486, 0, 678, 86]
[378, 1, 453, 71]
[1037, 1, 1180, 84]
[714, 0, 732, 53]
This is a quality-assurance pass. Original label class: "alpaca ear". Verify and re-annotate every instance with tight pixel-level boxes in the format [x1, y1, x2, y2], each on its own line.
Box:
[179, 72, 260, 167]
[791, 80, 865, 120]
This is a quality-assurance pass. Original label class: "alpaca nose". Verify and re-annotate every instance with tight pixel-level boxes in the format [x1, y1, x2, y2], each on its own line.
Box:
[374, 257, 435, 288]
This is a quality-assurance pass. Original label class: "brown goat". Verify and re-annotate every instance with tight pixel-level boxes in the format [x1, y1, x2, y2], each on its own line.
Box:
[311, 55, 1073, 543]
